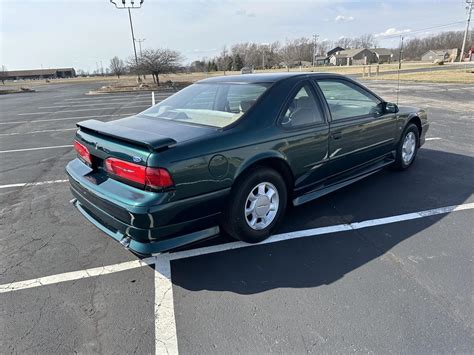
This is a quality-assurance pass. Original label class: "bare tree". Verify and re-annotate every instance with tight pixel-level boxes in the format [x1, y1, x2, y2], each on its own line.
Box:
[137, 49, 182, 85]
[279, 39, 302, 70]
[403, 30, 464, 60]
[358, 34, 378, 48]
[109, 56, 126, 79]
[335, 37, 353, 49]
[317, 40, 332, 56]
[217, 46, 233, 74]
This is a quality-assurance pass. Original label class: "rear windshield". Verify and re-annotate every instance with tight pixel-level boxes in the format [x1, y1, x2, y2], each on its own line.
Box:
[140, 82, 270, 128]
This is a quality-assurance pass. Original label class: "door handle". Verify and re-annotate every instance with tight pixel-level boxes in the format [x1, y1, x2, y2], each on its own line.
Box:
[332, 132, 342, 140]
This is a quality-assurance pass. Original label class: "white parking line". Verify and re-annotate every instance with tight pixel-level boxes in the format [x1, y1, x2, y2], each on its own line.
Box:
[40, 99, 153, 109]
[2, 202, 473, 355]
[63, 93, 171, 102]
[155, 255, 178, 355]
[0, 203, 474, 355]
[0, 128, 76, 136]
[0, 179, 69, 189]
[63, 95, 170, 104]
[18, 104, 150, 115]
[1, 202, 472, 293]
[64, 94, 152, 101]
[426, 137, 442, 141]
[0, 257, 156, 293]
[0, 113, 136, 125]
[164, 202, 474, 261]
[0, 145, 72, 154]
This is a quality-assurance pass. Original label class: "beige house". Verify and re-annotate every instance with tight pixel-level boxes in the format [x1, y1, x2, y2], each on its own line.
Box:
[371, 48, 393, 63]
[329, 48, 377, 66]
[421, 50, 451, 63]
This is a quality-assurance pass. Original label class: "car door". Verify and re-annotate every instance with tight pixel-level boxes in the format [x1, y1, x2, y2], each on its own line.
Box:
[315, 79, 397, 176]
[277, 81, 330, 193]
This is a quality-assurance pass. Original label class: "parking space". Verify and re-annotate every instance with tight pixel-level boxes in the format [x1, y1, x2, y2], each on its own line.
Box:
[1, 80, 473, 353]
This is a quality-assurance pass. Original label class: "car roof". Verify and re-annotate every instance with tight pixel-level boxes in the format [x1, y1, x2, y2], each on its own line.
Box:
[197, 72, 345, 84]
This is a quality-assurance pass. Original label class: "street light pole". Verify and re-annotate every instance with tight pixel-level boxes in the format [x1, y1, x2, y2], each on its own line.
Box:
[110, 0, 144, 82]
[460, 0, 473, 62]
[135, 38, 146, 56]
[312, 34, 319, 67]
[398, 35, 404, 70]
[128, 7, 140, 81]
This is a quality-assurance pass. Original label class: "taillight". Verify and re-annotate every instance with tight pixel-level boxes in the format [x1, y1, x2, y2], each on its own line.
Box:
[104, 157, 174, 190]
[74, 140, 92, 165]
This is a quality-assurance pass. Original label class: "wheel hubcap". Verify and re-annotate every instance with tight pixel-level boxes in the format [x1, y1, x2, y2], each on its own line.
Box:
[402, 131, 416, 164]
[245, 182, 279, 230]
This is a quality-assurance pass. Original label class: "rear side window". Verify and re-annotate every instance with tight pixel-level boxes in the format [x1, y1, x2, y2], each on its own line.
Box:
[182, 85, 218, 110]
[227, 85, 267, 113]
[141, 83, 269, 128]
[317, 80, 381, 120]
[280, 84, 324, 128]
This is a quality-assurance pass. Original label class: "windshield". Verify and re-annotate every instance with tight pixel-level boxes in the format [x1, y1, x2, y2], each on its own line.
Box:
[140, 82, 270, 128]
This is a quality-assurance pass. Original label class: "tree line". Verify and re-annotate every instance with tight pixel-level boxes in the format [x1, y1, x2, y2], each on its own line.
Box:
[104, 30, 466, 79]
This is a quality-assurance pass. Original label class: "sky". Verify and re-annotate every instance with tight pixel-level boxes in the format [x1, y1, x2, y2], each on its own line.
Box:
[0, 0, 469, 71]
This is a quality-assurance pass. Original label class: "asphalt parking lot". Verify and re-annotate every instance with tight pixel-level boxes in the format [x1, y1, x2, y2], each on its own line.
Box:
[1, 79, 473, 354]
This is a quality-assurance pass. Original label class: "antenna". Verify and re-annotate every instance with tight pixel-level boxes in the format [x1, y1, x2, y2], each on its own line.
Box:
[396, 35, 404, 105]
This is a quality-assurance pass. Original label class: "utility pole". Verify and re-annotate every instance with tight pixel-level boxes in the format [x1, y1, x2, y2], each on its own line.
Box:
[460, 0, 473, 62]
[110, 0, 144, 82]
[135, 38, 146, 56]
[312, 34, 319, 67]
[398, 35, 404, 70]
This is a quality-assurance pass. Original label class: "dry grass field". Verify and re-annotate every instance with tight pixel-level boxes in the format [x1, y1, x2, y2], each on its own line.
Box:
[1, 62, 472, 93]
[367, 68, 474, 84]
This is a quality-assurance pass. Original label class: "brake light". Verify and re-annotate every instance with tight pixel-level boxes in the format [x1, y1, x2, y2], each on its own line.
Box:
[104, 157, 174, 190]
[74, 140, 92, 165]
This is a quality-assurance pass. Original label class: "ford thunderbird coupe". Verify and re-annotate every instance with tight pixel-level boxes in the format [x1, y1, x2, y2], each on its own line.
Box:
[66, 73, 429, 255]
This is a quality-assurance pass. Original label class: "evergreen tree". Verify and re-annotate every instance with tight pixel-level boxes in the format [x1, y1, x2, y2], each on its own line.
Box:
[233, 54, 244, 70]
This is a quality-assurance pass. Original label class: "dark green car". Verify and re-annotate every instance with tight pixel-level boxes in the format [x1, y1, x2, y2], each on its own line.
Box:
[66, 73, 429, 255]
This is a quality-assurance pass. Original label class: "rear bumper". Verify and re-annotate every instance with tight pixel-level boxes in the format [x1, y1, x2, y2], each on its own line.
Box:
[66, 159, 229, 255]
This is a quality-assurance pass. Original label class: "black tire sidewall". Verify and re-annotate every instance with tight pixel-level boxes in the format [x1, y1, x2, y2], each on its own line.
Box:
[395, 124, 419, 170]
[224, 167, 287, 243]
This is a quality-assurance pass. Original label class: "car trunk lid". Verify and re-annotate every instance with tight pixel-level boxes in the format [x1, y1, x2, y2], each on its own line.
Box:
[75, 115, 217, 182]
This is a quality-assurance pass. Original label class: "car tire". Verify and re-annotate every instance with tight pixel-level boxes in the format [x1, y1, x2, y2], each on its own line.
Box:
[392, 123, 419, 171]
[222, 166, 287, 243]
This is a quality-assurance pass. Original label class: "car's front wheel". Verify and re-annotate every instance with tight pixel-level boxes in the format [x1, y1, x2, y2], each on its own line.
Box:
[393, 123, 419, 170]
[222, 167, 287, 243]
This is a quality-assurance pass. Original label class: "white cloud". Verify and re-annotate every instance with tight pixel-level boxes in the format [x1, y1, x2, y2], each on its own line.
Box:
[235, 9, 256, 17]
[375, 27, 411, 37]
[335, 15, 354, 23]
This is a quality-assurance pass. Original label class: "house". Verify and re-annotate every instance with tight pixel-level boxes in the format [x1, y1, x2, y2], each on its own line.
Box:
[421, 50, 450, 63]
[314, 56, 329, 66]
[327, 46, 345, 57]
[2, 68, 76, 80]
[314, 47, 345, 66]
[371, 48, 393, 63]
[329, 48, 376, 66]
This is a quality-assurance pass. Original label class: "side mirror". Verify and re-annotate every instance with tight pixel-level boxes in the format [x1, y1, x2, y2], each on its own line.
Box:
[384, 102, 399, 114]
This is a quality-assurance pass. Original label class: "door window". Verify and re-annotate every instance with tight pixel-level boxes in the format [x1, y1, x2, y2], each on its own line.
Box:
[317, 80, 381, 120]
[280, 84, 324, 128]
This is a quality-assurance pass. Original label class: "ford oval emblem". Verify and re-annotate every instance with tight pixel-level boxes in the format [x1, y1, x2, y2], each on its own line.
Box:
[132, 156, 142, 163]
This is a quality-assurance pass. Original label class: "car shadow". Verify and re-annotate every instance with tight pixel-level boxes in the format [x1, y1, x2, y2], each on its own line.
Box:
[170, 148, 474, 294]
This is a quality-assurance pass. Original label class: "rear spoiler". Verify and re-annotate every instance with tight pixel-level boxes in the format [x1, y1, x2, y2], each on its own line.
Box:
[77, 119, 177, 151]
